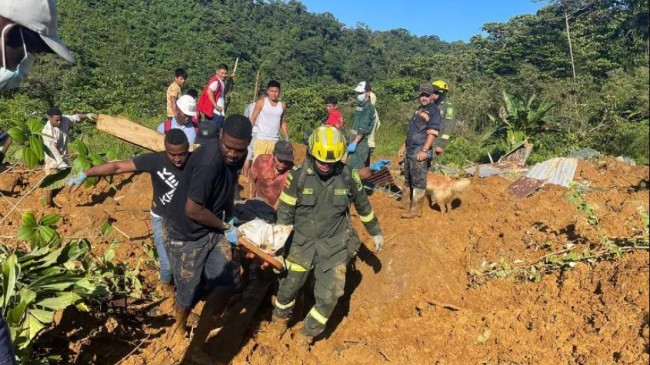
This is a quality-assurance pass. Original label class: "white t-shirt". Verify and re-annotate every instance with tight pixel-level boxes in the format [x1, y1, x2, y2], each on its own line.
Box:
[208, 78, 226, 116]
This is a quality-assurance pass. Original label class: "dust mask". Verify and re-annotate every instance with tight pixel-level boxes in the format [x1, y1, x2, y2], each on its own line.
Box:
[356, 94, 366, 103]
[0, 25, 35, 91]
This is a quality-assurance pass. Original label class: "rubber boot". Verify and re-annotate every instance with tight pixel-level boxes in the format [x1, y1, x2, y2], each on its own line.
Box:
[167, 306, 189, 343]
[401, 188, 425, 219]
[265, 316, 289, 340]
[294, 331, 313, 349]
[399, 188, 411, 210]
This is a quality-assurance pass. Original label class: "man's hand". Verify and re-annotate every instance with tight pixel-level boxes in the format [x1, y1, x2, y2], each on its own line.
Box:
[373, 235, 384, 252]
[66, 172, 87, 187]
[347, 142, 357, 154]
[370, 159, 391, 172]
[416, 151, 428, 161]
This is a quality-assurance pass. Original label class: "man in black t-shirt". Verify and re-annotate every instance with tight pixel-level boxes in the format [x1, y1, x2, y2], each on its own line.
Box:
[66, 129, 190, 293]
[164, 114, 251, 359]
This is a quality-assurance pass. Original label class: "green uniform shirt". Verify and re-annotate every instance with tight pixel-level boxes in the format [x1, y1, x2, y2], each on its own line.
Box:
[278, 160, 381, 269]
[349, 100, 376, 145]
[433, 99, 455, 150]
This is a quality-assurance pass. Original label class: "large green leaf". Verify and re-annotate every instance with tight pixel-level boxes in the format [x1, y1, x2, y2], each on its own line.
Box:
[29, 136, 45, 160]
[69, 139, 89, 157]
[1, 254, 19, 307]
[6, 289, 37, 325]
[26, 119, 44, 134]
[29, 309, 54, 324]
[26, 313, 46, 343]
[16, 226, 35, 242]
[61, 240, 90, 261]
[7, 127, 25, 144]
[39, 213, 60, 227]
[22, 212, 37, 228]
[21, 147, 38, 169]
[36, 292, 81, 310]
[36, 226, 58, 245]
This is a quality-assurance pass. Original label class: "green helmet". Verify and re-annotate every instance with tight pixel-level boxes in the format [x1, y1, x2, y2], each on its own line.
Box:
[432, 80, 449, 93]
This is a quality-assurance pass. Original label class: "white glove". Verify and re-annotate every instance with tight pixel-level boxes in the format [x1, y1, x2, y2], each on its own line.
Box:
[86, 113, 96, 121]
[373, 235, 384, 253]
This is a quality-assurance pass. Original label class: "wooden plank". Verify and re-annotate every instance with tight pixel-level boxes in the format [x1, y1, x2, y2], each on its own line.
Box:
[238, 236, 284, 271]
[96, 114, 166, 152]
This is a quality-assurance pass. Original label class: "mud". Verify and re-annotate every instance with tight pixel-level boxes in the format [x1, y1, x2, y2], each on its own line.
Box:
[0, 156, 648, 364]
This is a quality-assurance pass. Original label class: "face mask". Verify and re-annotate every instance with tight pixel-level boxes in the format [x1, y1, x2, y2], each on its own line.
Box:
[0, 25, 35, 91]
[356, 94, 366, 103]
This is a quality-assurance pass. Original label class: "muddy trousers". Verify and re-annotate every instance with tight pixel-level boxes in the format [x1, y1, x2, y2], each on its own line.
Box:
[273, 260, 347, 337]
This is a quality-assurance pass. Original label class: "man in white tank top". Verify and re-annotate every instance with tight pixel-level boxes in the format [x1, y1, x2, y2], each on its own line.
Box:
[249, 80, 288, 160]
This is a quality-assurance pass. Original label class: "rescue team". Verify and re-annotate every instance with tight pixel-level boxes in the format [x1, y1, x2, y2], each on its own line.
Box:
[0, 0, 457, 362]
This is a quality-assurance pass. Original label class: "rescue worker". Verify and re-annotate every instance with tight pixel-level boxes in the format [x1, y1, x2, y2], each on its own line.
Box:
[346, 80, 375, 170]
[430, 80, 455, 159]
[268, 126, 384, 347]
[397, 82, 441, 218]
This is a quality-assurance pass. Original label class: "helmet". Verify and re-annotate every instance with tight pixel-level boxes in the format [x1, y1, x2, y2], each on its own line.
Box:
[432, 80, 449, 93]
[309, 126, 345, 163]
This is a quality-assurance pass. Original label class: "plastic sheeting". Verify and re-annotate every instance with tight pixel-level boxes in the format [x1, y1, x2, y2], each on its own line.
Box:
[238, 219, 293, 254]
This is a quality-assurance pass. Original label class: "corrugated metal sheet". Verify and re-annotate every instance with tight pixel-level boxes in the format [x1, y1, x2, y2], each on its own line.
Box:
[464, 161, 528, 178]
[524, 157, 578, 187]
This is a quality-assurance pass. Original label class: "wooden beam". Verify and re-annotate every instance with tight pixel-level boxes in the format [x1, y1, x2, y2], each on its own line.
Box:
[96, 114, 165, 151]
[96, 114, 197, 152]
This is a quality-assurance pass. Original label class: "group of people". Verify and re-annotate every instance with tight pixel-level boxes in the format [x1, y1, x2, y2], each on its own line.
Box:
[1, 0, 457, 362]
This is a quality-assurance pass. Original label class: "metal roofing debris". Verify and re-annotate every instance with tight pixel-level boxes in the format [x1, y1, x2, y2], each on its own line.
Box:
[508, 176, 546, 198]
[464, 161, 528, 178]
[499, 142, 533, 164]
[524, 157, 578, 187]
[567, 148, 600, 160]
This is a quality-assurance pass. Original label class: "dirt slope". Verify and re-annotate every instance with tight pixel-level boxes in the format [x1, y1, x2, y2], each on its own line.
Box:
[0, 156, 647, 364]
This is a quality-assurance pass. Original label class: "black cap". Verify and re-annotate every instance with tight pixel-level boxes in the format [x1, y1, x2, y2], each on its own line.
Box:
[195, 121, 218, 144]
[273, 141, 294, 162]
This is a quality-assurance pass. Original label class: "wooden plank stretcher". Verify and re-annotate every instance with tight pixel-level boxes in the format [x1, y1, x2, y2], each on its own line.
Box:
[237, 236, 284, 271]
[96, 114, 198, 152]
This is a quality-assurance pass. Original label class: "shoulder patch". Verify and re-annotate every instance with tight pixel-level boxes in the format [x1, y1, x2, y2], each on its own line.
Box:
[351, 169, 363, 191]
[302, 188, 313, 195]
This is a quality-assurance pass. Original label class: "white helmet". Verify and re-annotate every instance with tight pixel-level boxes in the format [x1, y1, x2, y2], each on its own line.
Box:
[176, 95, 197, 116]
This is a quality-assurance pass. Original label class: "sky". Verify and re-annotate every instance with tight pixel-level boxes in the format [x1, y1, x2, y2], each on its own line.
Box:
[298, 0, 546, 42]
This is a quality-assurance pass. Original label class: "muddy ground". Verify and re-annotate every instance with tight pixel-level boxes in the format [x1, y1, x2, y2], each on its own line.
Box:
[0, 155, 648, 364]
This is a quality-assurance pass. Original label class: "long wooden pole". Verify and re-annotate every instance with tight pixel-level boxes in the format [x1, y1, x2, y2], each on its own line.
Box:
[252, 69, 261, 102]
[564, 11, 577, 80]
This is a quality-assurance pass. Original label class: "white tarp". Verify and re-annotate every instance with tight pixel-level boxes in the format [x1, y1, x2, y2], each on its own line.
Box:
[238, 219, 292, 254]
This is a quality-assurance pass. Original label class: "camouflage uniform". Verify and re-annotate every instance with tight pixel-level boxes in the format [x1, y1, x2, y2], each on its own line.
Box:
[273, 159, 382, 337]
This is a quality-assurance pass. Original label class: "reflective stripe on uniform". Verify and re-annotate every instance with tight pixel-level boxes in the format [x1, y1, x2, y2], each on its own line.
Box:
[308, 307, 328, 325]
[441, 134, 450, 140]
[285, 259, 307, 272]
[280, 192, 297, 206]
[359, 210, 375, 223]
[274, 299, 295, 310]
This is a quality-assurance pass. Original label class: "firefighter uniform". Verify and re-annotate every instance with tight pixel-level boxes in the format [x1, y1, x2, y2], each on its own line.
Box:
[432, 97, 455, 154]
[273, 159, 382, 338]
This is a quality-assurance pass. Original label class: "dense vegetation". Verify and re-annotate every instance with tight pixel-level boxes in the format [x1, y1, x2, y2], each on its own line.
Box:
[1, 0, 647, 164]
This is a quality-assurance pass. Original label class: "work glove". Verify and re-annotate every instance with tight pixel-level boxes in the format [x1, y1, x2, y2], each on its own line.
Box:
[225, 218, 241, 245]
[86, 113, 96, 121]
[66, 172, 87, 187]
[369, 159, 391, 172]
[347, 142, 357, 154]
[282, 135, 290, 142]
[373, 235, 384, 253]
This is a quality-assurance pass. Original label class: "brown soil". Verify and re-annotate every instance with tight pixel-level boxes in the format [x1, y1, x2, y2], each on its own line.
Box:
[0, 156, 648, 365]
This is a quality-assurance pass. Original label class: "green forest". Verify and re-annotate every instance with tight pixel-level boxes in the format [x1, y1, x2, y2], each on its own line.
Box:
[1, 0, 648, 164]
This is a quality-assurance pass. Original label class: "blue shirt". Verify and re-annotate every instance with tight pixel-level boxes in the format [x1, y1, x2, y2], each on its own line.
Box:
[156, 117, 197, 144]
[405, 103, 441, 158]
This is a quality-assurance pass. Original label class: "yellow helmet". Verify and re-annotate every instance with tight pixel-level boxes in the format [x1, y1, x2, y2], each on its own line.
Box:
[432, 80, 449, 93]
[309, 126, 345, 163]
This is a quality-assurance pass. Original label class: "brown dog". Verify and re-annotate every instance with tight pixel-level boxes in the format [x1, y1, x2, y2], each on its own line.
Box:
[425, 174, 470, 213]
